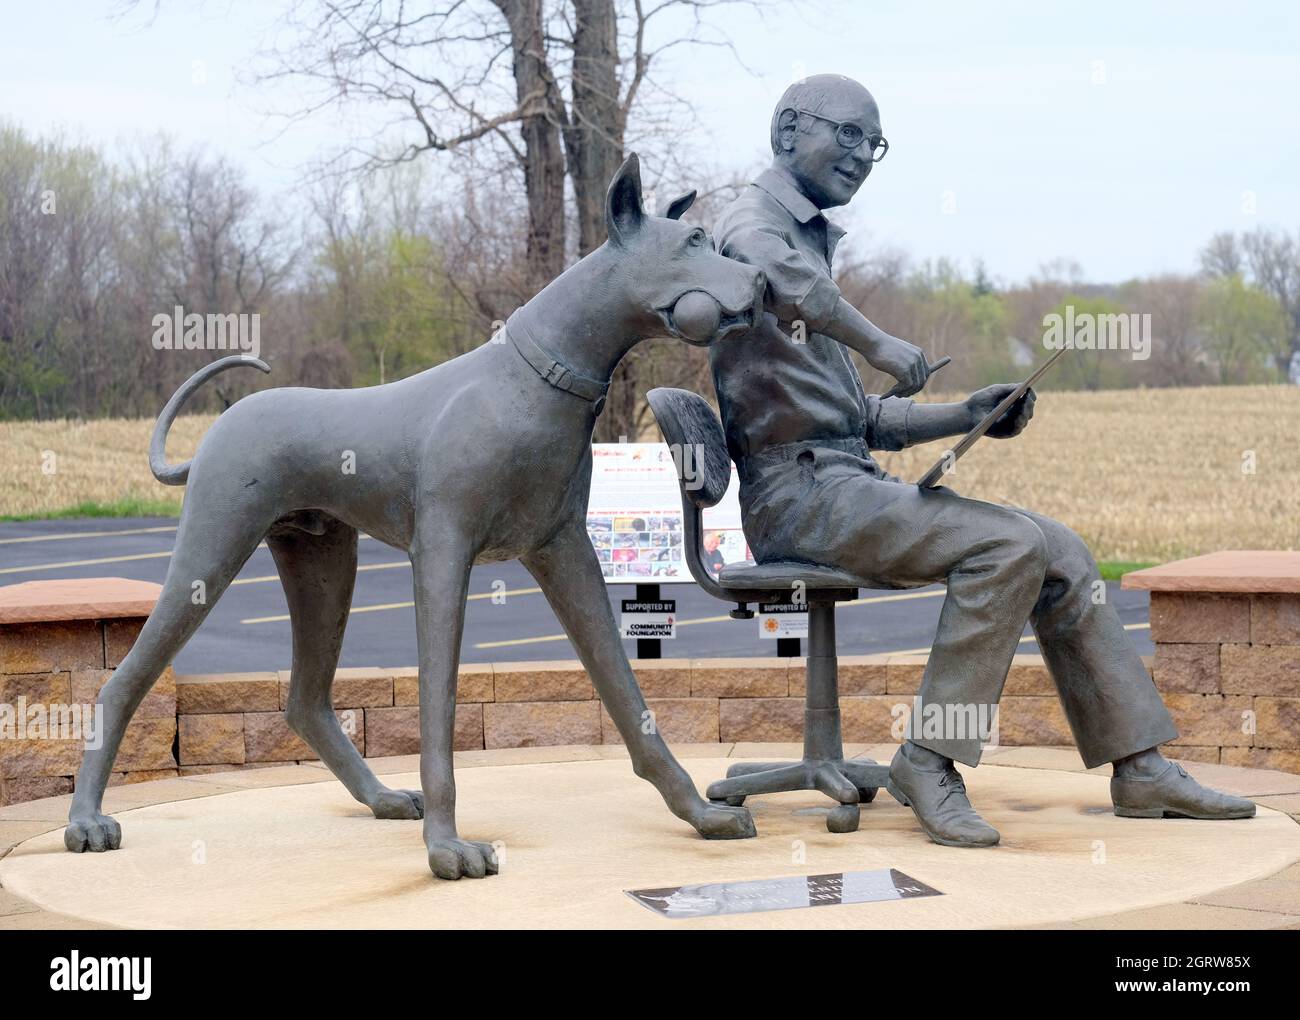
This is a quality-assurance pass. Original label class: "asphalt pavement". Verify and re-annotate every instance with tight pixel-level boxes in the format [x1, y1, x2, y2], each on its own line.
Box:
[0, 517, 1153, 673]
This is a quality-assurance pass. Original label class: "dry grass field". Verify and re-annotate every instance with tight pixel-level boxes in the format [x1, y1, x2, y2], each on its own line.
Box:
[874, 385, 1300, 562]
[1, 413, 217, 521]
[2, 385, 1297, 562]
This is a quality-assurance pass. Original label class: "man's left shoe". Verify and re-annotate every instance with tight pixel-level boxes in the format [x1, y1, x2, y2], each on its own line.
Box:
[1112, 761, 1256, 819]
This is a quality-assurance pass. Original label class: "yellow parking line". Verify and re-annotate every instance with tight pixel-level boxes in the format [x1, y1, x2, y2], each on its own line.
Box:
[0, 525, 177, 545]
[0, 549, 178, 574]
[1, 533, 384, 576]
[473, 588, 948, 650]
[232, 560, 411, 586]
[841, 589, 945, 608]
[889, 621, 1149, 657]
[474, 590, 1147, 654]
[240, 586, 543, 625]
[476, 632, 571, 649]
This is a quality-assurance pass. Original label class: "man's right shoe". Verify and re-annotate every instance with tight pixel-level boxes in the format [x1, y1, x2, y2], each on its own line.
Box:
[1112, 760, 1256, 819]
[887, 743, 1000, 848]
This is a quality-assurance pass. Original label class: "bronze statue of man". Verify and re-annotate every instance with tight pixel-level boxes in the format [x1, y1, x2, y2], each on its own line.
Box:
[709, 73, 1253, 847]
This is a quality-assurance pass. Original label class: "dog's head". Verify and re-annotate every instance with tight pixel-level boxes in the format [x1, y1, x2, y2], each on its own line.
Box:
[602, 154, 765, 347]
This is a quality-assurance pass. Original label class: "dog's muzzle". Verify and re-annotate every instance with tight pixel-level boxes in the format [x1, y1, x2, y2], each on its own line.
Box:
[662, 291, 757, 345]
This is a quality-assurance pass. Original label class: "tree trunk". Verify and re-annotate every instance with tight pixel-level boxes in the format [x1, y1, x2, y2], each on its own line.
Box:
[496, 0, 568, 291]
[567, 0, 624, 257]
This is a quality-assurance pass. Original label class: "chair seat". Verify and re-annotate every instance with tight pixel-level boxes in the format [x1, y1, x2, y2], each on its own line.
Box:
[717, 560, 872, 591]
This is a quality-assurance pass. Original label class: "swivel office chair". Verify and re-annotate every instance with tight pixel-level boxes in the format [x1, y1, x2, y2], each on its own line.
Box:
[647, 387, 900, 833]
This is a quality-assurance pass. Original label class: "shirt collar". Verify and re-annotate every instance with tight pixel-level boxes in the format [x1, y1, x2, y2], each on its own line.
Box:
[754, 166, 824, 224]
[754, 167, 848, 253]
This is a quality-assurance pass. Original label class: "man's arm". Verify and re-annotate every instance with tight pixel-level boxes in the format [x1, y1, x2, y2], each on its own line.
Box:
[721, 223, 933, 394]
[863, 396, 971, 450]
[903, 401, 974, 444]
[823, 297, 932, 395]
[868, 386, 1037, 450]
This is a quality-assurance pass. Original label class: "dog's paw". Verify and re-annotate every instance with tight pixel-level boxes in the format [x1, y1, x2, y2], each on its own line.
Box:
[691, 802, 757, 840]
[370, 788, 424, 820]
[427, 838, 499, 880]
[65, 813, 122, 853]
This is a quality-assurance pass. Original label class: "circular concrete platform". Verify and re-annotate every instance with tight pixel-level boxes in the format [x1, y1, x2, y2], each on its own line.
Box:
[3, 754, 1299, 929]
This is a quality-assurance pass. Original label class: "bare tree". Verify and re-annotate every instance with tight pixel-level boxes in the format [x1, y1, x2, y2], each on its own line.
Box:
[253, 0, 765, 288]
[1201, 227, 1300, 379]
[1240, 228, 1300, 378]
[1200, 231, 1243, 279]
[1122, 274, 1209, 387]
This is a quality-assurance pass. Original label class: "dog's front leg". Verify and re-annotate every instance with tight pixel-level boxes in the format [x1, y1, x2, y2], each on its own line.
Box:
[411, 527, 499, 880]
[523, 522, 755, 839]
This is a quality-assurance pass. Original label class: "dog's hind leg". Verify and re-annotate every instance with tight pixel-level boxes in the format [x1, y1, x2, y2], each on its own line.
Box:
[65, 514, 268, 853]
[267, 515, 423, 820]
[523, 520, 755, 839]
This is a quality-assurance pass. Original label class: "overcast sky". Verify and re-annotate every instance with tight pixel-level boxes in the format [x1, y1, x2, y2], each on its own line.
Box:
[4, 0, 1297, 284]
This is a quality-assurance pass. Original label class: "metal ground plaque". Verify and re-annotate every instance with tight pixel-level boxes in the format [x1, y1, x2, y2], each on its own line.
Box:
[627, 868, 942, 919]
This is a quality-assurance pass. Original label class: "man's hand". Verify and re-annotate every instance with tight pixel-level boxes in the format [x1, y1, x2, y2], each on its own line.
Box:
[867, 333, 931, 396]
[965, 384, 1036, 438]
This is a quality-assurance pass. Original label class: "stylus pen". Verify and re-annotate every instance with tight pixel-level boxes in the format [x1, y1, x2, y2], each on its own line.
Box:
[882, 356, 951, 399]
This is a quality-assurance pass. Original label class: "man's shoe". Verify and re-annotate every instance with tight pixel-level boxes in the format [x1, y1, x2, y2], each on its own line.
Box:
[887, 743, 1000, 848]
[1112, 761, 1256, 819]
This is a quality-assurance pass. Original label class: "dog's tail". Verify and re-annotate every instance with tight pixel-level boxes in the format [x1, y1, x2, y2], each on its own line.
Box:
[150, 355, 271, 485]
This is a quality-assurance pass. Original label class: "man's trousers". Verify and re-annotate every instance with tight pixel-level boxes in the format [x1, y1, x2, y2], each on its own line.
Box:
[737, 438, 1177, 768]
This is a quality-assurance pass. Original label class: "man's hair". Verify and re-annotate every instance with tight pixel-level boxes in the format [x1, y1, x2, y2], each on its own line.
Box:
[770, 74, 872, 154]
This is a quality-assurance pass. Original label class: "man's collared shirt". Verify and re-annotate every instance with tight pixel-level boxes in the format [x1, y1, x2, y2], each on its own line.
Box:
[709, 166, 912, 463]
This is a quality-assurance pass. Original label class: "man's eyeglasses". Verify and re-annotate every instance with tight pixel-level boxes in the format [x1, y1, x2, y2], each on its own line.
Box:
[794, 109, 889, 162]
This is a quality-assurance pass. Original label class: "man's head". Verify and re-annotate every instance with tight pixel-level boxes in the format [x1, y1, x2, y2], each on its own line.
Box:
[702, 531, 721, 552]
[770, 74, 884, 209]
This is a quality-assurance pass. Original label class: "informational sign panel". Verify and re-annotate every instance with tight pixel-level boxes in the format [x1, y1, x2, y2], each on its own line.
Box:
[758, 602, 809, 639]
[586, 443, 750, 584]
[620, 598, 677, 639]
[626, 869, 942, 919]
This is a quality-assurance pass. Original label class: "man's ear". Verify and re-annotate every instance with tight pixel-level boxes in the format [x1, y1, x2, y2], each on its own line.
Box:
[777, 108, 800, 152]
[660, 190, 697, 221]
[605, 152, 645, 246]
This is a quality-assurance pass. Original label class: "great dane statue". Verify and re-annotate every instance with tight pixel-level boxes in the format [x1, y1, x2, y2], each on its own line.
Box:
[65, 154, 764, 879]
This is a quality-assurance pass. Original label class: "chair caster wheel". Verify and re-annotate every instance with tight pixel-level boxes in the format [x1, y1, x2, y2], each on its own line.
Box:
[857, 786, 878, 804]
[710, 795, 746, 807]
[827, 804, 860, 833]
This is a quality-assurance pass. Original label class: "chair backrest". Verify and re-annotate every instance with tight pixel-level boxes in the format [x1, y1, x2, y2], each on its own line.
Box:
[645, 388, 733, 509]
[646, 387, 738, 602]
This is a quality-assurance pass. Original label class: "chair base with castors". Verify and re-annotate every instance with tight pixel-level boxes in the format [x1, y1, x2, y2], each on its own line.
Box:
[709, 758, 890, 833]
[705, 599, 892, 832]
[646, 386, 906, 834]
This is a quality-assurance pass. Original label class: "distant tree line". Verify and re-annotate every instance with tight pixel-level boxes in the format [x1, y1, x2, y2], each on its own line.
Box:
[1, 123, 1296, 437]
[841, 235, 1298, 398]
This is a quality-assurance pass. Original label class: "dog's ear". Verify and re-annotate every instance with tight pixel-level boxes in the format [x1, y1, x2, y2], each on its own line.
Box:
[606, 152, 645, 246]
[660, 190, 697, 221]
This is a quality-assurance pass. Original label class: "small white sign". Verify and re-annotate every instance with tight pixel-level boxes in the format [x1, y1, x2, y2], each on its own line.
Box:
[587, 442, 749, 585]
[621, 599, 677, 639]
[758, 602, 808, 639]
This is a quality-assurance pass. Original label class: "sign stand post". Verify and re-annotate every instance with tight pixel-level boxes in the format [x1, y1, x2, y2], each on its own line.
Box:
[635, 582, 662, 659]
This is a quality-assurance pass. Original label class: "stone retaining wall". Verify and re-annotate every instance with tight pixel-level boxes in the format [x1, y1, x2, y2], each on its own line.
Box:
[5, 646, 1298, 806]
[0, 615, 177, 805]
[1148, 592, 1300, 774]
[1125, 552, 1300, 776]
[168, 652, 1277, 780]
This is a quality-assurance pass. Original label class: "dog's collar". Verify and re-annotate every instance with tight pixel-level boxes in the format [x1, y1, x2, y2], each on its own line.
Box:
[505, 317, 608, 416]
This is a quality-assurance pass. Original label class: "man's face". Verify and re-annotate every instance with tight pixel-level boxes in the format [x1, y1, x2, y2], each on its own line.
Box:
[703, 532, 721, 552]
[780, 94, 882, 209]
